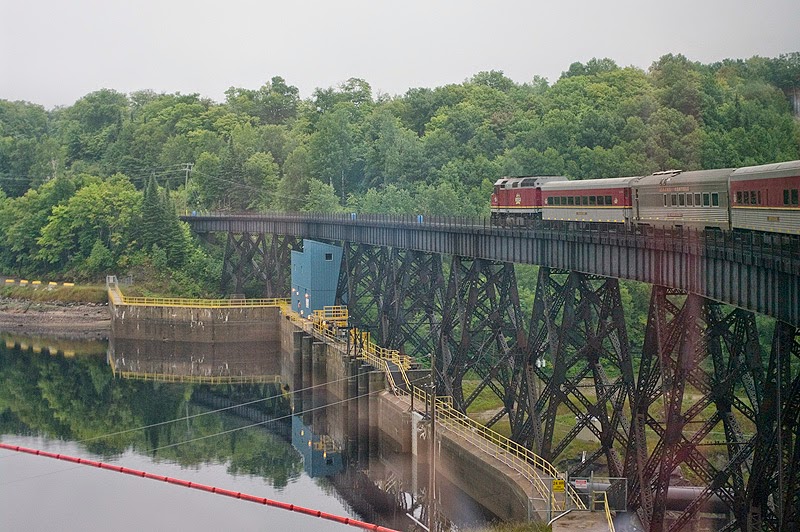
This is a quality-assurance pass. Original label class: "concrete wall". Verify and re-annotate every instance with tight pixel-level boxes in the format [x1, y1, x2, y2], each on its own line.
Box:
[111, 304, 280, 344]
[110, 304, 282, 376]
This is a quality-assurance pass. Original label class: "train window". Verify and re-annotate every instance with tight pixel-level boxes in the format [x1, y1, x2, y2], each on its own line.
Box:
[582, 196, 588, 205]
[512, 182, 519, 188]
[568, 196, 575, 206]
[736, 191, 742, 204]
[679, 193, 685, 206]
[703, 193, 710, 207]
[596, 196, 603, 206]
[712, 192, 719, 207]
[671, 193, 677, 206]
[793, 189, 799, 206]
[785, 189, 790, 205]
[686, 193, 693, 206]
[521, 178, 537, 187]
[758, 191, 762, 205]
[751, 191, 757, 205]
[605, 195, 612, 205]
[589, 196, 596, 206]
[694, 193, 701, 206]
[663, 194, 668, 207]
[743, 191, 749, 204]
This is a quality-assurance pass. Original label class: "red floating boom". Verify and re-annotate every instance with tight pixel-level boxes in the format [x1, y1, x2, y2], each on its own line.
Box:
[0, 442, 399, 532]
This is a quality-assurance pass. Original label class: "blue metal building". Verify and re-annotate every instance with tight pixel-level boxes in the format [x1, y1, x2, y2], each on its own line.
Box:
[290, 240, 343, 317]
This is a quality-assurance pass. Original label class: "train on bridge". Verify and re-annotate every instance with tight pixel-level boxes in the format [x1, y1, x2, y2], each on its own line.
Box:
[491, 159, 800, 235]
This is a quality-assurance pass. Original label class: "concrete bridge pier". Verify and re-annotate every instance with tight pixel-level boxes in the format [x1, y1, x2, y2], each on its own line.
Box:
[300, 335, 313, 425]
[369, 371, 383, 459]
[312, 341, 327, 431]
[358, 365, 370, 465]
[347, 358, 359, 462]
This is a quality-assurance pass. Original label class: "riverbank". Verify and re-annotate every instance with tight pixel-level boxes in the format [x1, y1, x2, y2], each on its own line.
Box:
[0, 297, 111, 340]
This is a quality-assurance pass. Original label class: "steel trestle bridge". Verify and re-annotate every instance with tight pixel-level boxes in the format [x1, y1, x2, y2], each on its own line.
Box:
[184, 212, 800, 531]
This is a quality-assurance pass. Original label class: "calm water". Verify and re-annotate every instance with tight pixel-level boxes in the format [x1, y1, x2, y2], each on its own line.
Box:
[0, 333, 401, 532]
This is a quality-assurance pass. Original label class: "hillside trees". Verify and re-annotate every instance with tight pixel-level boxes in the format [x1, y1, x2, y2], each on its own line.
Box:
[0, 100, 59, 196]
[0, 52, 798, 291]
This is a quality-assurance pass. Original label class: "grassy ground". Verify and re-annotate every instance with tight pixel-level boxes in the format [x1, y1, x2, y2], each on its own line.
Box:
[0, 284, 108, 304]
[461, 376, 757, 481]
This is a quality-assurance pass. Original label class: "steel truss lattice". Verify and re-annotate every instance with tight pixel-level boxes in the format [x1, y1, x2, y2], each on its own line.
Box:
[216, 231, 800, 531]
[336, 244, 446, 362]
[221, 232, 298, 297]
[624, 286, 800, 531]
[509, 268, 635, 483]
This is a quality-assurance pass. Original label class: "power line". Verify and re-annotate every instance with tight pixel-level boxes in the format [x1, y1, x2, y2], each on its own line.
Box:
[73, 373, 358, 446]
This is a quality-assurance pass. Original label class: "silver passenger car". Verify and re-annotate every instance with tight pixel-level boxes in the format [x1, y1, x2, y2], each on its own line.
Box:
[632, 169, 734, 230]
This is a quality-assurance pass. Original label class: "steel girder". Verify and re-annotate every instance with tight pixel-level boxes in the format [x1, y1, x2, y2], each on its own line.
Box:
[437, 257, 527, 418]
[220, 232, 298, 297]
[336, 243, 446, 363]
[337, 245, 526, 423]
[741, 320, 800, 532]
[509, 268, 635, 480]
[623, 286, 789, 532]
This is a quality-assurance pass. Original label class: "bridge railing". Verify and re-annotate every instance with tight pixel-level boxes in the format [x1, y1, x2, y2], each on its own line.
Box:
[184, 212, 800, 273]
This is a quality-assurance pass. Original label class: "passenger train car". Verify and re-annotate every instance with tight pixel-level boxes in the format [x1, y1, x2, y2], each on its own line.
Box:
[632, 168, 732, 230]
[729, 160, 800, 234]
[541, 176, 638, 224]
[489, 159, 800, 235]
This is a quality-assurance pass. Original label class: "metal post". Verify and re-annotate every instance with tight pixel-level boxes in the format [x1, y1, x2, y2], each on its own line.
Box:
[428, 348, 437, 532]
[777, 335, 783, 529]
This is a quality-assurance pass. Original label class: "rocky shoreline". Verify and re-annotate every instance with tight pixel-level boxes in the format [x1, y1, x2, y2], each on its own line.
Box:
[0, 298, 111, 340]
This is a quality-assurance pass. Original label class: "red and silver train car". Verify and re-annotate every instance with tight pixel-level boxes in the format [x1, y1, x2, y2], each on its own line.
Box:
[541, 177, 639, 224]
[490, 176, 565, 224]
[729, 159, 800, 235]
[632, 168, 733, 230]
[488, 159, 800, 236]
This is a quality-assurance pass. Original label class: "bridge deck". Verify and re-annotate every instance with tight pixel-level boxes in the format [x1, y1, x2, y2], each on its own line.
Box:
[184, 214, 800, 326]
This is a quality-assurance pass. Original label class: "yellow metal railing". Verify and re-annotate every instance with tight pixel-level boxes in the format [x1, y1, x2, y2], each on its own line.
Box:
[280, 303, 584, 514]
[593, 491, 615, 532]
[310, 306, 350, 328]
[106, 277, 288, 309]
[119, 295, 289, 308]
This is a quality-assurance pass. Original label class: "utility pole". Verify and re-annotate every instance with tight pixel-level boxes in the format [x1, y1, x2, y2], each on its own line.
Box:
[183, 162, 194, 189]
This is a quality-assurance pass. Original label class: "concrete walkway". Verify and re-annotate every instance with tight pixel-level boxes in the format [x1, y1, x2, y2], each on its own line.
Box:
[551, 510, 613, 531]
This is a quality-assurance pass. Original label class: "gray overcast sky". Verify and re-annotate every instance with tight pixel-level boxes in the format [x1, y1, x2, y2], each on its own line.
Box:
[2, 0, 799, 109]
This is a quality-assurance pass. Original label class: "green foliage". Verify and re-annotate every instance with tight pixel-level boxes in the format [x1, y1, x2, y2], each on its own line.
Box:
[0, 52, 797, 296]
[301, 179, 343, 213]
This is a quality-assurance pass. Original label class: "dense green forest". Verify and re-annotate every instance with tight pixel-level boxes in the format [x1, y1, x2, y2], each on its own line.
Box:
[1, 52, 798, 291]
